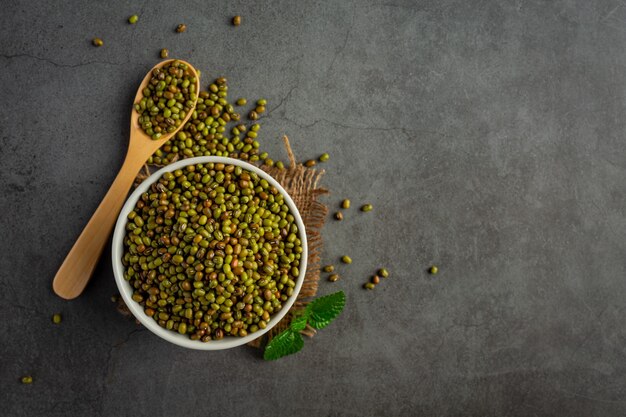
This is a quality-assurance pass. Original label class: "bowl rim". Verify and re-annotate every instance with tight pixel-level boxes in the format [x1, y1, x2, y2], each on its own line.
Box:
[111, 156, 308, 350]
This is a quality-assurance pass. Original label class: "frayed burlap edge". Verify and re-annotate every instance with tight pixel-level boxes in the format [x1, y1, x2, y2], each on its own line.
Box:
[127, 135, 328, 348]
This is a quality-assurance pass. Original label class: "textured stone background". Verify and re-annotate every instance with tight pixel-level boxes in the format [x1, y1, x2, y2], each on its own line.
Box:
[2, 0, 626, 416]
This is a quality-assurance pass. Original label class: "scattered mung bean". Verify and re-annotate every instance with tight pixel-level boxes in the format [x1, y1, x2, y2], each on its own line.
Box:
[319, 153, 330, 162]
[341, 256, 352, 264]
[429, 265, 438, 275]
[128, 15, 139, 24]
[323, 265, 334, 273]
[232, 15, 241, 26]
[176, 23, 187, 33]
[328, 274, 340, 282]
[52, 313, 62, 324]
[160, 48, 169, 59]
[334, 212, 343, 221]
[361, 204, 373, 212]
[378, 268, 389, 278]
[341, 199, 350, 209]
[92, 37, 103, 47]
[21, 376, 33, 384]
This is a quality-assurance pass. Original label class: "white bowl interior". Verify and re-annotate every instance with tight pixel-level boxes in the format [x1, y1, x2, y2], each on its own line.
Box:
[111, 156, 308, 350]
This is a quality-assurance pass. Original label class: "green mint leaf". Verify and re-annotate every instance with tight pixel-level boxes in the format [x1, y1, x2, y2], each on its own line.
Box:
[305, 291, 346, 329]
[290, 314, 308, 332]
[263, 329, 304, 361]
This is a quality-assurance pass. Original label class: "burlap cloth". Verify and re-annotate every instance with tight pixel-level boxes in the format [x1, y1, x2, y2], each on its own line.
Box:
[119, 135, 328, 347]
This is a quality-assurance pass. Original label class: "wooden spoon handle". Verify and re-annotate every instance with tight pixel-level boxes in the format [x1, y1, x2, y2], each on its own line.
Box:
[52, 156, 145, 299]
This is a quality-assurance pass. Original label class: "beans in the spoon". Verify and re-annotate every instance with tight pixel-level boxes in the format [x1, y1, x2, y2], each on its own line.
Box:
[134, 60, 197, 140]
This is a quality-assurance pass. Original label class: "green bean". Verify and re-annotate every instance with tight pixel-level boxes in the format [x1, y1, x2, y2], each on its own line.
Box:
[361, 204, 373, 212]
[341, 256, 352, 264]
[128, 15, 139, 24]
[378, 268, 389, 278]
[319, 153, 330, 162]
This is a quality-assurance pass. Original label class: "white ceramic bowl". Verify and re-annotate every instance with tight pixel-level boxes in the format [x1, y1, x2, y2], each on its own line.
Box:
[112, 156, 307, 350]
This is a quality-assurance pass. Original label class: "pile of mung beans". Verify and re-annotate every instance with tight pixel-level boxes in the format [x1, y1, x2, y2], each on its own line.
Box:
[148, 77, 271, 167]
[135, 60, 197, 140]
[122, 162, 303, 341]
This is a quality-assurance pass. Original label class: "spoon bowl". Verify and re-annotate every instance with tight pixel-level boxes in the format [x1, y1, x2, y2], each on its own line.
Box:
[52, 59, 200, 300]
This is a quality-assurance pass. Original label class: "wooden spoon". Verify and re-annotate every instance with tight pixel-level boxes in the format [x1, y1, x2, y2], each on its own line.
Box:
[53, 59, 200, 299]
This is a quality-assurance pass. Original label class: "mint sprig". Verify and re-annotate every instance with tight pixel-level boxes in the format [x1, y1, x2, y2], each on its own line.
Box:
[263, 291, 345, 361]
[306, 291, 346, 329]
[289, 314, 308, 332]
[263, 328, 304, 361]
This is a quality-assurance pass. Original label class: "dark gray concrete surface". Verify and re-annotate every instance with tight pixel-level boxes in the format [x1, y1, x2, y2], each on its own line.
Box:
[2, 0, 626, 415]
